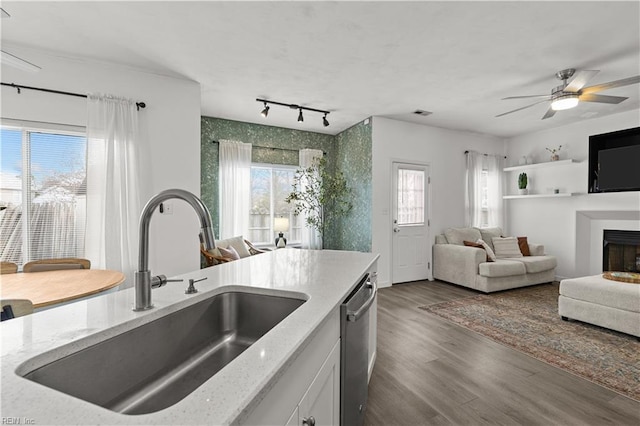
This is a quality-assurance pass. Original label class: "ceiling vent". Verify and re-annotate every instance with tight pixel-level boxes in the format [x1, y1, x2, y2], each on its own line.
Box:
[413, 109, 432, 117]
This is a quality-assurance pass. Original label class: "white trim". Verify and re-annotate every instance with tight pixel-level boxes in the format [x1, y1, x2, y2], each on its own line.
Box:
[1, 117, 85, 135]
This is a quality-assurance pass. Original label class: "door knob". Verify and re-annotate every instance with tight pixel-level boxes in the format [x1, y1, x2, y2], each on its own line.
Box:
[302, 416, 316, 426]
[393, 228, 400, 233]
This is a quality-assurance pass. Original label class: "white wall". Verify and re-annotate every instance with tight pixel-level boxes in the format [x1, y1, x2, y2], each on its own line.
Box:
[505, 109, 640, 279]
[371, 117, 505, 287]
[1, 47, 202, 281]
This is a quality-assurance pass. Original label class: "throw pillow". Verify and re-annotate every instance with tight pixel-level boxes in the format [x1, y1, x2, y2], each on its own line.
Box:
[476, 239, 497, 262]
[477, 227, 503, 252]
[464, 240, 494, 262]
[218, 245, 240, 261]
[492, 236, 524, 259]
[517, 236, 531, 256]
[215, 236, 252, 258]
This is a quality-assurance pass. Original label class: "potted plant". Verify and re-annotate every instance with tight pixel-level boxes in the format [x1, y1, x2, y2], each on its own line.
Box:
[518, 172, 528, 195]
[285, 157, 353, 244]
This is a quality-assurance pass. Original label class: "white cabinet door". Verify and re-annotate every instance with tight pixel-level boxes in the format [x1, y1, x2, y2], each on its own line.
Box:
[298, 339, 340, 426]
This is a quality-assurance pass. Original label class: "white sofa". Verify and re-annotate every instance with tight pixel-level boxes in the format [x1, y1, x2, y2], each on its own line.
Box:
[433, 227, 557, 293]
[559, 275, 640, 337]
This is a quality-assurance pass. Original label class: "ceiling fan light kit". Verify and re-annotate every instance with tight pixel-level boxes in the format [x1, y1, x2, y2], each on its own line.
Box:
[497, 68, 640, 120]
[551, 93, 579, 111]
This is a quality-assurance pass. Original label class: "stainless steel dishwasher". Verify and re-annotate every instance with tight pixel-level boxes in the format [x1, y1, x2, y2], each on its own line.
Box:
[341, 271, 377, 426]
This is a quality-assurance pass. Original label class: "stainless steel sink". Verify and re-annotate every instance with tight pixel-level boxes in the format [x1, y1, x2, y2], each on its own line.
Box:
[21, 291, 305, 415]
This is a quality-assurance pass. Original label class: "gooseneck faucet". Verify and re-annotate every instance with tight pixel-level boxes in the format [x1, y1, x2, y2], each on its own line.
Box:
[134, 189, 216, 311]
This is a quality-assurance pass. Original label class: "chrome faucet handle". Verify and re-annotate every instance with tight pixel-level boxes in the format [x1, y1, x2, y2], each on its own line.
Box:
[185, 277, 207, 294]
[151, 275, 184, 289]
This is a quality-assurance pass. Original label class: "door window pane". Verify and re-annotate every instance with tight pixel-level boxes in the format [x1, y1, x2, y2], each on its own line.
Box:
[397, 168, 425, 225]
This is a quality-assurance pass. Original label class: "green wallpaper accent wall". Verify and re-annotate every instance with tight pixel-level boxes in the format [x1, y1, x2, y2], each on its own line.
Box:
[201, 117, 336, 241]
[332, 120, 372, 252]
[200, 116, 372, 251]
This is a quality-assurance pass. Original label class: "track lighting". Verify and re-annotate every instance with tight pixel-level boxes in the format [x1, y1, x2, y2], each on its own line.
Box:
[256, 98, 330, 127]
[260, 102, 270, 118]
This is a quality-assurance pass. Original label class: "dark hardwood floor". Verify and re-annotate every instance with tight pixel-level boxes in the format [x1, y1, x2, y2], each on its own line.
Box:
[364, 280, 640, 426]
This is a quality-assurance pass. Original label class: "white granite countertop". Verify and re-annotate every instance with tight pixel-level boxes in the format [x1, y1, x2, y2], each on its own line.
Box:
[1, 249, 378, 425]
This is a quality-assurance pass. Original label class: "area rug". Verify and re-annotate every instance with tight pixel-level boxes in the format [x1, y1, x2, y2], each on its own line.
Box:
[420, 283, 640, 401]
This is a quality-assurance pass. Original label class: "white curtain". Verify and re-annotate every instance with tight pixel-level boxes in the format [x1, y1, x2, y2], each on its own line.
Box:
[485, 154, 505, 228]
[465, 151, 504, 228]
[219, 140, 252, 239]
[85, 94, 143, 286]
[299, 149, 323, 249]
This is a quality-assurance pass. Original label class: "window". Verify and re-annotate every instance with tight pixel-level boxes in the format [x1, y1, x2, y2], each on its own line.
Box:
[249, 164, 301, 245]
[396, 168, 425, 225]
[480, 169, 489, 228]
[0, 122, 87, 267]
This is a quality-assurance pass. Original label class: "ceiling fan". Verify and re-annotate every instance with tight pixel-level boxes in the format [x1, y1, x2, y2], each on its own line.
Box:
[496, 68, 640, 120]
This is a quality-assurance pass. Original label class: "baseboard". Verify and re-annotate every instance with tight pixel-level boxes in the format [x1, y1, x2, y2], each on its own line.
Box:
[377, 280, 391, 289]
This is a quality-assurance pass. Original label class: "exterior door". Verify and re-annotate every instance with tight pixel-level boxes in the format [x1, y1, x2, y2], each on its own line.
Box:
[392, 162, 430, 284]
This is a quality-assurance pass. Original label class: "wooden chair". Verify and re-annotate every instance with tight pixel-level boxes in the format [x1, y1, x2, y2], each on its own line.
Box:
[1, 299, 34, 321]
[23, 258, 91, 273]
[1, 261, 18, 274]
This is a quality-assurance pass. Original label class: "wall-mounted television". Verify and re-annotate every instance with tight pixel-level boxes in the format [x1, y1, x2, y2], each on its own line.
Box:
[588, 127, 640, 193]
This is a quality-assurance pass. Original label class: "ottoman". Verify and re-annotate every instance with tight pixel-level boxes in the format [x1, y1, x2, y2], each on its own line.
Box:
[559, 275, 640, 337]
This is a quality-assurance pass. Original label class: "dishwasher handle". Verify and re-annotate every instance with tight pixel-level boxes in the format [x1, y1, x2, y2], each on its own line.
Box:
[346, 277, 377, 322]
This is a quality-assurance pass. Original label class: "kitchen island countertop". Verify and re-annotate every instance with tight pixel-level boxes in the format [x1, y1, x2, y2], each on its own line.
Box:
[1, 248, 378, 425]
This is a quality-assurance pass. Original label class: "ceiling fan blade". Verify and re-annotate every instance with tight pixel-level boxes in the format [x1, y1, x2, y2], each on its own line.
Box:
[501, 95, 550, 100]
[541, 107, 556, 120]
[496, 99, 549, 117]
[563, 70, 599, 93]
[581, 75, 640, 94]
[579, 93, 628, 104]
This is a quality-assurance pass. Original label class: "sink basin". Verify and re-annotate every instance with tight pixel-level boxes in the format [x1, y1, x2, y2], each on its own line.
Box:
[21, 290, 305, 415]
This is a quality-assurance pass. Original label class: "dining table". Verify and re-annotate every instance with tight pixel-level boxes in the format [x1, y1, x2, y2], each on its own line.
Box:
[0, 269, 125, 309]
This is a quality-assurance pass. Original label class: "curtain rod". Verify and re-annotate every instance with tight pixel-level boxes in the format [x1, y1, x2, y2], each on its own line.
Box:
[465, 150, 507, 159]
[211, 140, 326, 155]
[1, 82, 146, 111]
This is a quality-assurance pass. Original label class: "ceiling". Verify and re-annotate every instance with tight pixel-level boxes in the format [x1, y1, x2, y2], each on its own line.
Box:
[1, 1, 639, 137]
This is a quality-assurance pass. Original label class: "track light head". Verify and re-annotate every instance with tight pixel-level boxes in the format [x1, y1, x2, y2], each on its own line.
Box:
[256, 98, 330, 127]
[260, 103, 270, 118]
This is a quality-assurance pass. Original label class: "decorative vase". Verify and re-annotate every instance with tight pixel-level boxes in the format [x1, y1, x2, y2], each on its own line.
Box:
[519, 188, 528, 195]
[551, 154, 559, 161]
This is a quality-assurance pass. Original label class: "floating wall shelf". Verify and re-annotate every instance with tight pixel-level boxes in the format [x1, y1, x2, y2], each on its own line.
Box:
[503, 192, 577, 199]
[503, 159, 578, 172]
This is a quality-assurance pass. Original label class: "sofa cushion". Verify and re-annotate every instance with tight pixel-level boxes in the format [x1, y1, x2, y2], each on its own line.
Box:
[444, 227, 481, 246]
[513, 255, 557, 273]
[477, 227, 503, 252]
[492, 237, 524, 259]
[479, 259, 526, 277]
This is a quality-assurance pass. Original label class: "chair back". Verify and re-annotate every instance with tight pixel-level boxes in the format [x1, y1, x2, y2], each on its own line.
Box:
[1, 261, 18, 274]
[23, 258, 91, 273]
[1, 299, 34, 321]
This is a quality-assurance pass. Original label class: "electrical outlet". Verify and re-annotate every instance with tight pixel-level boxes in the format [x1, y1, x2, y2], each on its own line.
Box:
[160, 202, 173, 215]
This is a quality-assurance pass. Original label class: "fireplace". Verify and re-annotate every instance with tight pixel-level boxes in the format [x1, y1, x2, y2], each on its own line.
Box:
[602, 230, 640, 272]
